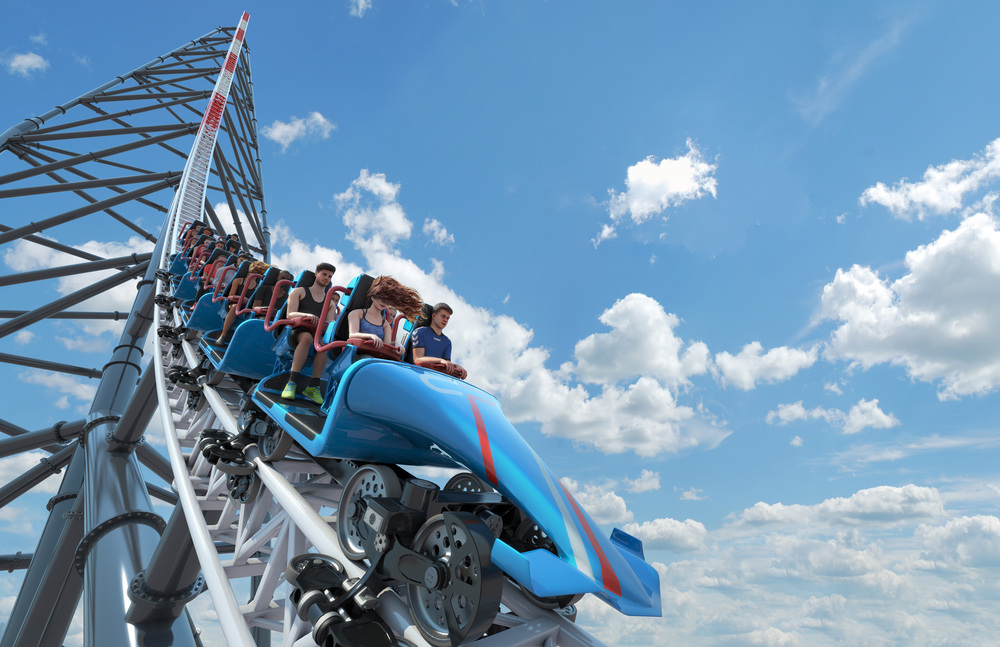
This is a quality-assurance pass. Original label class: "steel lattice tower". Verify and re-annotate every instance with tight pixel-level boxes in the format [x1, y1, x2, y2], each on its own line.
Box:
[0, 16, 632, 647]
[0, 20, 265, 647]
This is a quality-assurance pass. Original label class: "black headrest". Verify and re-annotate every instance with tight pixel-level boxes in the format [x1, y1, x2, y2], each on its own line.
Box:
[204, 248, 227, 265]
[272, 270, 317, 338]
[331, 274, 374, 343]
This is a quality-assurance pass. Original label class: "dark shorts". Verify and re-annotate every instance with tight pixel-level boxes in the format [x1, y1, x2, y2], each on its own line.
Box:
[289, 323, 318, 347]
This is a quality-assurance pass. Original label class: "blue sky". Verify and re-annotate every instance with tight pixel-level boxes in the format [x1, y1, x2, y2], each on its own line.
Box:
[3, 1, 1000, 645]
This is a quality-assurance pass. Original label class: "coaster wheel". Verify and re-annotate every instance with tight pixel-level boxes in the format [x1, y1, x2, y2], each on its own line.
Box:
[406, 512, 503, 647]
[336, 465, 403, 560]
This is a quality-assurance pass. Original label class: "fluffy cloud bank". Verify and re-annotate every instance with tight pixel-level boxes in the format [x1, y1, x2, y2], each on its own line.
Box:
[819, 212, 1000, 399]
[4, 52, 49, 78]
[860, 137, 1000, 220]
[766, 398, 900, 435]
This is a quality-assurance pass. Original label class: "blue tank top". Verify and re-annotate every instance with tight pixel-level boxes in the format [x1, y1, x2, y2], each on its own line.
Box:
[359, 309, 384, 338]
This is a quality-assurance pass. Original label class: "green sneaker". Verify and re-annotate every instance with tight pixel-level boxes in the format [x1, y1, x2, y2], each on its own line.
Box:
[280, 382, 297, 400]
[302, 386, 323, 405]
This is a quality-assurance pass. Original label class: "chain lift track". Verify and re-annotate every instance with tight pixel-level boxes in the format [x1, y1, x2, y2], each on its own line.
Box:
[0, 12, 639, 647]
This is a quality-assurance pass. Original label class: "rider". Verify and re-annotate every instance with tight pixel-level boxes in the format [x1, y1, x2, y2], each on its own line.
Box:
[347, 276, 423, 349]
[411, 302, 467, 379]
[280, 262, 338, 404]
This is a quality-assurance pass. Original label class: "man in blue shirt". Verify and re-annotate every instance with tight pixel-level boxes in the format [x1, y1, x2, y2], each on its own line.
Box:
[411, 302, 467, 379]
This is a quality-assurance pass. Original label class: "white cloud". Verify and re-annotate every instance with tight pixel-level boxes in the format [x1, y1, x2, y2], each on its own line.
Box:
[739, 485, 944, 526]
[824, 381, 843, 395]
[765, 400, 839, 426]
[73, 54, 91, 69]
[19, 370, 97, 406]
[261, 111, 335, 152]
[790, 435, 803, 447]
[4, 52, 49, 78]
[349, 0, 372, 17]
[595, 139, 717, 245]
[422, 218, 454, 246]
[679, 488, 706, 501]
[624, 469, 660, 493]
[766, 398, 898, 435]
[573, 294, 710, 387]
[561, 478, 632, 524]
[293, 169, 732, 457]
[715, 342, 818, 390]
[29, 34, 47, 45]
[819, 213, 1000, 399]
[918, 515, 1000, 568]
[860, 137, 1000, 220]
[622, 517, 707, 552]
[13, 330, 34, 345]
[842, 398, 899, 434]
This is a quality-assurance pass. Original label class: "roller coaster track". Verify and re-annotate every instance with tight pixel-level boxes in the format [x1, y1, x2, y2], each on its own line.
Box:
[0, 13, 618, 647]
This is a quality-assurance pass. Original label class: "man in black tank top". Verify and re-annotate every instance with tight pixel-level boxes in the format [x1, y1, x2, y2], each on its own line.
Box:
[281, 262, 338, 404]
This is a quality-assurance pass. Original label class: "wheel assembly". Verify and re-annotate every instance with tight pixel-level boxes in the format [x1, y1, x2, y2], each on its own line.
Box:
[406, 513, 503, 647]
[336, 465, 403, 560]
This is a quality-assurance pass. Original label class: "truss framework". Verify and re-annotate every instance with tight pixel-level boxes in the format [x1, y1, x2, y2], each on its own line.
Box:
[0, 19, 613, 647]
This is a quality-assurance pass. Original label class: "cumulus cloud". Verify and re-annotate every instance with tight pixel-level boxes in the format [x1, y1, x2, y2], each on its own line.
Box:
[624, 469, 660, 493]
[4, 52, 49, 78]
[842, 398, 899, 434]
[573, 294, 710, 387]
[296, 169, 731, 457]
[19, 370, 97, 408]
[918, 515, 1000, 568]
[622, 517, 707, 552]
[595, 139, 717, 246]
[819, 213, 1000, 399]
[261, 111, 335, 152]
[13, 330, 34, 345]
[740, 485, 944, 526]
[860, 137, 1000, 220]
[422, 218, 454, 246]
[715, 342, 818, 390]
[766, 398, 898, 435]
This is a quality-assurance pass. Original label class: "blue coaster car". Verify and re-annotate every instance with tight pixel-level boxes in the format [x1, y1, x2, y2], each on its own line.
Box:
[248, 274, 661, 622]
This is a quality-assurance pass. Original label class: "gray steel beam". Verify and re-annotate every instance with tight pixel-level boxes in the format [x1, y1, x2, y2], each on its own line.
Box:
[0, 310, 126, 320]
[15, 143, 167, 232]
[0, 352, 101, 378]
[0, 127, 195, 187]
[0, 178, 178, 246]
[0, 444, 74, 510]
[125, 506, 203, 625]
[28, 95, 211, 136]
[0, 253, 151, 286]
[0, 25, 225, 154]
[136, 444, 173, 483]
[0, 172, 180, 198]
[0, 224, 102, 262]
[0, 261, 148, 339]
[0, 421, 82, 459]
[82, 90, 210, 103]
[4, 478, 86, 647]
[0, 553, 31, 572]
[14, 123, 196, 143]
[146, 482, 178, 505]
[109, 367, 157, 451]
